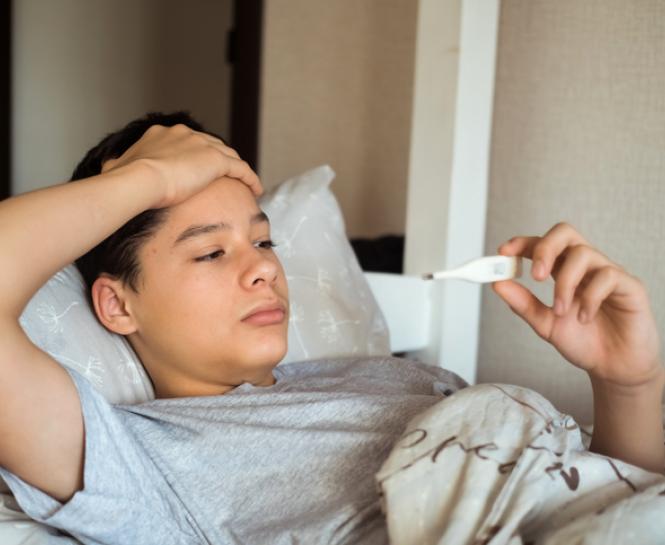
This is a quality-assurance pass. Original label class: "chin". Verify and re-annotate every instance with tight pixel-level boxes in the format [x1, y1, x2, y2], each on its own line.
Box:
[248, 334, 288, 368]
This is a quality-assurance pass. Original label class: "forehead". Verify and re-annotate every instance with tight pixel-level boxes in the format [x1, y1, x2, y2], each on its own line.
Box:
[167, 178, 261, 225]
[145, 179, 266, 255]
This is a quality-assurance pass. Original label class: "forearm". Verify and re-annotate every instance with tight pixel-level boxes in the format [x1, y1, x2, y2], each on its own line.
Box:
[0, 160, 164, 319]
[589, 369, 665, 474]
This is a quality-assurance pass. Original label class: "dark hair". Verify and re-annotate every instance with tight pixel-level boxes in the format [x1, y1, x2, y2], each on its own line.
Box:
[70, 111, 224, 297]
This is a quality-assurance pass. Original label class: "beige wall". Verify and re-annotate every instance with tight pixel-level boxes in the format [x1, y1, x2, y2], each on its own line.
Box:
[478, 0, 665, 423]
[258, 0, 417, 238]
[12, 0, 233, 195]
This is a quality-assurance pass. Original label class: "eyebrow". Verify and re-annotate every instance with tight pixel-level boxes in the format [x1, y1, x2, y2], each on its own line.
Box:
[172, 211, 270, 247]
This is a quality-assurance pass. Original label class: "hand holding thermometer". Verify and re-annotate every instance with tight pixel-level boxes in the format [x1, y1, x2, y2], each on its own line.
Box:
[422, 255, 523, 283]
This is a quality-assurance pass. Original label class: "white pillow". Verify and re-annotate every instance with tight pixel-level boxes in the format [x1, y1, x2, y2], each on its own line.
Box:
[18, 266, 155, 405]
[17, 164, 390, 405]
[261, 165, 390, 362]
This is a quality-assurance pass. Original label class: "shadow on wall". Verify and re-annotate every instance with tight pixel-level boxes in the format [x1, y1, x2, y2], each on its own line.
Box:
[11, 0, 234, 195]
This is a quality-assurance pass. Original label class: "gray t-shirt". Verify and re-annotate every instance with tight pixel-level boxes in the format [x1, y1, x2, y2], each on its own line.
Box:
[0, 356, 467, 545]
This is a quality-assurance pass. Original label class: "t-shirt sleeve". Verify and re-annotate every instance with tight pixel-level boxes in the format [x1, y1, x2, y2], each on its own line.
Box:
[0, 367, 201, 545]
[405, 358, 469, 396]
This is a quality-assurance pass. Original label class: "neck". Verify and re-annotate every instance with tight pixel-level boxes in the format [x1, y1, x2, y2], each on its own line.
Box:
[127, 334, 278, 399]
[152, 371, 276, 399]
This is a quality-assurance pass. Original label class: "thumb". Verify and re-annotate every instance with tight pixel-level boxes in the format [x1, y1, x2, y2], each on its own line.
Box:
[492, 280, 554, 340]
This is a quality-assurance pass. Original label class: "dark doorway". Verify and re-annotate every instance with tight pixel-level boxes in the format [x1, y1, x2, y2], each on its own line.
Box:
[229, 0, 263, 172]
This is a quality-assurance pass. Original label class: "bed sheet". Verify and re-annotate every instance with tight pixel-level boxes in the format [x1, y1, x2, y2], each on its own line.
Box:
[377, 383, 665, 545]
[0, 490, 79, 544]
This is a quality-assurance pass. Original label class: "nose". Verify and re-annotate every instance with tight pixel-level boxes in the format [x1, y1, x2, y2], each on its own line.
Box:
[240, 249, 279, 289]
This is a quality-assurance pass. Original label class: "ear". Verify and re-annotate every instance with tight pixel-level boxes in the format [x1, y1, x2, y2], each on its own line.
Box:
[91, 275, 138, 335]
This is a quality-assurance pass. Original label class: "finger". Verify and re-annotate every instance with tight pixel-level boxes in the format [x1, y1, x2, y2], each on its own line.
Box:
[529, 223, 591, 281]
[175, 126, 241, 162]
[576, 265, 641, 323]
[201, 138, 263, 196]
[221, 157, 263, 196]
[498, 223, 589, 281]
[498, 236, 537, 257]
[498, 235, 542, 260]
[498, 236, 543, 277]
[492, 280, 554, 340]
[223, 146, 241, 160]
[551, 244, 608, 316]
[200, 134, 241, 159]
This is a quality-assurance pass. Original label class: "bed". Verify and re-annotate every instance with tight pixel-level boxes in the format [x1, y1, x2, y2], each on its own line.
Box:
[3, 163, 665, 545]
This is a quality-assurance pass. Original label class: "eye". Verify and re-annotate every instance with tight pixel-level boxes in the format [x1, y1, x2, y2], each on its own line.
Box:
[195, 250, 225, 262]
[256, 239, 277, 250]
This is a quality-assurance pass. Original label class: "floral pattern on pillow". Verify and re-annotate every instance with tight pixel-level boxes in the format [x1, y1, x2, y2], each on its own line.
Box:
[260, 164, 391, 363]
[19, 266, 155, 404]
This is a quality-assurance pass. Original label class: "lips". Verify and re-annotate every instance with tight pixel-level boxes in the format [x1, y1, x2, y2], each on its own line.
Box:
[241, 301, 287, 326]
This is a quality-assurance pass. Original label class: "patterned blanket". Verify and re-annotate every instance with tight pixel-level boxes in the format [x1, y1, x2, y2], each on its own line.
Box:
[376, 384, 665, 545]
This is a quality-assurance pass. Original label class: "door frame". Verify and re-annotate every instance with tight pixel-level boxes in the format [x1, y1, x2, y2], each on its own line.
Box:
[229, 0, 263, 172]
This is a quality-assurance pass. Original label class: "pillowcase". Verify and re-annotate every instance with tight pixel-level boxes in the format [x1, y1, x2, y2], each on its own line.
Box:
[18, 266, 155, 405]
[17, 164, 390, 405]
[261, 164, 391, 363]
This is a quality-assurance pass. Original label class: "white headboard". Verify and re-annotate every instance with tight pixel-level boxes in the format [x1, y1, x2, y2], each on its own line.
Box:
[363, 272, 432, 354]
[366, 0, 500, 386]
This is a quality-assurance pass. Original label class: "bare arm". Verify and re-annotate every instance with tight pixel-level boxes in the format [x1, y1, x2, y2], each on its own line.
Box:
[0, 162, 162, 318]
[0, 124, 259, 501]
[590, 372, 665, 473]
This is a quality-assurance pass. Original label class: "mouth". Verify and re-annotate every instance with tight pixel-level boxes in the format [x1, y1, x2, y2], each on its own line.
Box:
[241, 301, 287, 326]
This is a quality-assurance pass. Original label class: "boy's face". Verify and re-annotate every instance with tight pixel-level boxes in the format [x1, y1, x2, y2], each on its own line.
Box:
[122, 177, 289, 397]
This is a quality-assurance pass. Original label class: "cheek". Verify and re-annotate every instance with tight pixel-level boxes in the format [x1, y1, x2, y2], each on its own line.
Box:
[181, 277, 237, 324]
[143, 272, 237, 335]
